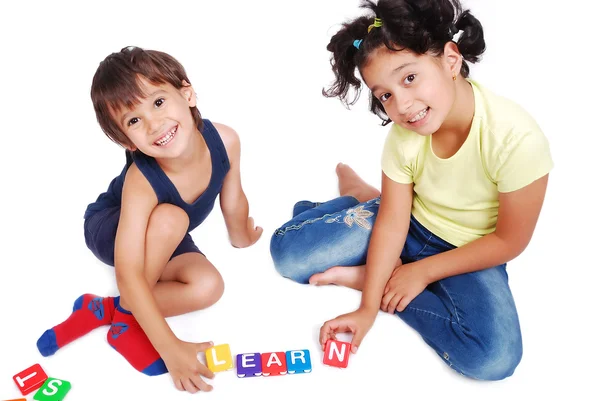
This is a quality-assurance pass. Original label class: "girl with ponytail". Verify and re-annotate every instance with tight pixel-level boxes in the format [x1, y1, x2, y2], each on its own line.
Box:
[270, 0, 552, 380]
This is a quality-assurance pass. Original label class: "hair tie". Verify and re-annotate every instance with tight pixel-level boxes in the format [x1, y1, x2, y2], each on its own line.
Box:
[449, 24, 459, 38]
[353, 39, 363, 49]
[368, 17, 383, 33]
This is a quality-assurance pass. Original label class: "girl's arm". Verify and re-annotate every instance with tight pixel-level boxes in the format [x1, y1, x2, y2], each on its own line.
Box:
[381, 174, 549, 313]
[421, 174, 549, 283]
[215, 123, 262, 248]
[360, 172, 414, 313]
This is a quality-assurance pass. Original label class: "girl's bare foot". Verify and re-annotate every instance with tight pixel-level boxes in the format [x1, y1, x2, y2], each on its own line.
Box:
[309, 265, 366, 291]
[336, 163, 380, 203]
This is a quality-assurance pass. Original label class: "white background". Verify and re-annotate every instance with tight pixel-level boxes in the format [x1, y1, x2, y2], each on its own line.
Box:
[1, 0, 598, 400]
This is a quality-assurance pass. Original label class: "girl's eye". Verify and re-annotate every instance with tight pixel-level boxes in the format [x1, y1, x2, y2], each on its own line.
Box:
[127, 117, 140, 126]
[154, 98, 165, 107]
[404, 74, 416, 84]
[379, 93, 392, 103]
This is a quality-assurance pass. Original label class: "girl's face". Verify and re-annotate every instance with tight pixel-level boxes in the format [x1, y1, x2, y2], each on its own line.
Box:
[361, 44, 461, 136]
[111, 77, 197, 158]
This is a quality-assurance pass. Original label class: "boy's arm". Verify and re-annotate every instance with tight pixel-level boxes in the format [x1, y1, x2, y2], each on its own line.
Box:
[214, 123, 262, 248]
[114, 165, 177, 350]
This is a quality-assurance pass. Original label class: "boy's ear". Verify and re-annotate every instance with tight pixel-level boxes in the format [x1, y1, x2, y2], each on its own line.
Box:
[443, 41, 463, 78]
[180, 80, 196, 107]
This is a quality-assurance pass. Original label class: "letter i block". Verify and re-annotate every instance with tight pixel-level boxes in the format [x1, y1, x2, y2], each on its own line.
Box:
[261, 352, 287, 376]
[236, 353, 262, 378]
[33, 378, 71, 401]
[12, 363, 48, 395]
[206, 344, 233, 372]
[323, 339, 351, 368]
[286, 349, 312, 374]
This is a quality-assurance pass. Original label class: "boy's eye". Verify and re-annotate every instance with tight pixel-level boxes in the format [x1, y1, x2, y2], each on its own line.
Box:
[127, 117, 140, 126]
[404, 74, 416, 84]
[154, 98, 165, 107]
[379, 93, 391, 103]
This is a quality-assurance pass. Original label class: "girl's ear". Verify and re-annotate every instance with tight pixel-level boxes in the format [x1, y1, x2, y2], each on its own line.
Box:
[443, 41, 463, 78]
[180, 80, 197, 107]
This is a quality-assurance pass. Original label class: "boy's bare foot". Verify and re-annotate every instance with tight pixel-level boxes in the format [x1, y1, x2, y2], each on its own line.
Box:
[336, 163, 380, 203]
[309, 265, 366, 291]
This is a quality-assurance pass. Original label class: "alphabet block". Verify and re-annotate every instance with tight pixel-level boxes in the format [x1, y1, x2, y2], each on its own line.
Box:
[236, 353, 262, 378]
[33, 378, 71, 401]
[323, 339, 351, 368]
[205, 344, 233, 372]
[3, 398, 27, 401]
[261, 352, 287, 376]
[285, 349, 312, 374]
[12, 363, 48, 396]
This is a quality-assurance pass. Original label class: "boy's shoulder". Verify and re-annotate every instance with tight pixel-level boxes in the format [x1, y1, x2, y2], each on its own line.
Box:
[210, 122, 241, 159]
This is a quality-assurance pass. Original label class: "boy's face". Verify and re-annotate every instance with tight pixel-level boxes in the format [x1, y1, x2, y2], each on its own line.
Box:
[111, 77, 197, 157]
[361, 45, 460, 136]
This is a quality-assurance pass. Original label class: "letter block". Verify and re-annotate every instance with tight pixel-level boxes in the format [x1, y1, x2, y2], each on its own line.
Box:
[261, 352, 287, 376]
[206, 343, 233, 372]
[3, 398, 27, 401]
[285, 349, 312, 374]
[12, 363, 48, 396]
[323, 339, 351, 368]
[33, 378, 71, 401]
[236, 353, 262, 378]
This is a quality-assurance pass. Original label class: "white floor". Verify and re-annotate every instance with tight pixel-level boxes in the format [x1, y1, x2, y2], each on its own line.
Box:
[1, 0, 598, 400]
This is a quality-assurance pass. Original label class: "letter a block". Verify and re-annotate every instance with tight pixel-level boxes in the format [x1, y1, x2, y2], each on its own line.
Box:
[323, 339, 351, 368]
[261, 352, 287, 376]
[13, 363, 48, 396]
[286, 349, 312, 374]
[206, 344, 233, 372]
[236, 353, 262, 378]
[33, 378, 71, 401]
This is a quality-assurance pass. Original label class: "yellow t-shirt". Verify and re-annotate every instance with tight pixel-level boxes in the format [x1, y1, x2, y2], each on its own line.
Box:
[381, 79, 553, 247]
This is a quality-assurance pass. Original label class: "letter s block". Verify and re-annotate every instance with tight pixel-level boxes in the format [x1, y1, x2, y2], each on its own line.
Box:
[33, 377, 71, 401]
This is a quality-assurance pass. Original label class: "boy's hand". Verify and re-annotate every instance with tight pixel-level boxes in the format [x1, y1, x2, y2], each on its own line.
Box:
[319, 307, 377, 354]
[231, 217, 263, 248]
[381, 262, 429, 313]
[162, 339, 215, 393]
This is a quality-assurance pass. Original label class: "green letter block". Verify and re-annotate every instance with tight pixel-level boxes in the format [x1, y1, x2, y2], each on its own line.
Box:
[33, 377, 71, 401]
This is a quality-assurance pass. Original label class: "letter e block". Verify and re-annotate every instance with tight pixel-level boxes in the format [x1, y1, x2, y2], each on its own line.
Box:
[323, 339, 351, 368]
[261, 352, 287, 376]
[205, 344, 233, 372]
[236, 352, 262, 378]
[12, 363, 48, 395]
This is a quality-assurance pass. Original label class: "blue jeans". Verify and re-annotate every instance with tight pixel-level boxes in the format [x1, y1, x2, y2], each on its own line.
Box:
[270, 196, 522, 380]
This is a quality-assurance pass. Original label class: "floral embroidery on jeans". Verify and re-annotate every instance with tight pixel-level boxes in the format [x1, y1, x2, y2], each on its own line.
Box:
[343, 205, 374, 229]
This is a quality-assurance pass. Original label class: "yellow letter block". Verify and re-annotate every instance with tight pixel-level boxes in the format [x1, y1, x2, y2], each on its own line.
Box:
[206, 343, 233, 372]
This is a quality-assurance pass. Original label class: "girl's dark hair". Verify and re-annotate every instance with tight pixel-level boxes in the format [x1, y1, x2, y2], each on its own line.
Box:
[91, 46, 202, 148]
[323, 0, 485, 125]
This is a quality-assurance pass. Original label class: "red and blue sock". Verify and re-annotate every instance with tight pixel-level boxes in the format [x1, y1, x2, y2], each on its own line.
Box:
[107, 305, 167, 376]
[37, 294, 118, 356]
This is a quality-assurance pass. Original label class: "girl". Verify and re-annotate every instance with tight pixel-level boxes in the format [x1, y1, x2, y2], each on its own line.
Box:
[270, 0, 552, 380]
[37, 47, 262, 393]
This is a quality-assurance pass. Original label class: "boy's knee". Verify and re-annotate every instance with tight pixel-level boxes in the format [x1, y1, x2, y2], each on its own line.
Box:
[192, 268, 224, 309]
[148, 204, 189, 239]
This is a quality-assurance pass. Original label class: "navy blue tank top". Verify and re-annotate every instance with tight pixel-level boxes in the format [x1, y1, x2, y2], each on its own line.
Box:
[84, 119, 230, 232]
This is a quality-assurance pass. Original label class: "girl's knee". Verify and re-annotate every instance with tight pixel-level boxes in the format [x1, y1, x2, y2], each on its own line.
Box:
[148, 204, 189, 239]
[270, 234, 311, 284]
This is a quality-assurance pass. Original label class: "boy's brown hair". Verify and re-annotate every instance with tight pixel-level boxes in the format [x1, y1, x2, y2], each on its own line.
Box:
[91, 46, 202, 148]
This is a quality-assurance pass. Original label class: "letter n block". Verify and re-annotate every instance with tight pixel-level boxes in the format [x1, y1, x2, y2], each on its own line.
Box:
[236, 353, 262, 378]
[261, 352, 287, 376]
[323, 339, 351, 368]
[33, 378, 71, 401]
[205, 344, 233, 372]
[12, 363, 48, 395]
[286, 349, 312, 374]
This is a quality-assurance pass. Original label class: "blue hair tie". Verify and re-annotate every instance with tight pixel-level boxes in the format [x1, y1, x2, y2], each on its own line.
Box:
[353, 39, 363, 49]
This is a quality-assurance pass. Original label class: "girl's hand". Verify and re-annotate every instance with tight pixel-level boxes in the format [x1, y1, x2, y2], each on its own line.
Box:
[381, 262, 429, 313]
[162, 339, 215, 393]
[319, 308, 377, 353]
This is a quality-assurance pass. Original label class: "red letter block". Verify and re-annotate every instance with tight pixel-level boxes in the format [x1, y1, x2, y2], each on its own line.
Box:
[261, 352, 287, 376]
[323, 339, 351, 368]
[12, 363, 48, 395]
